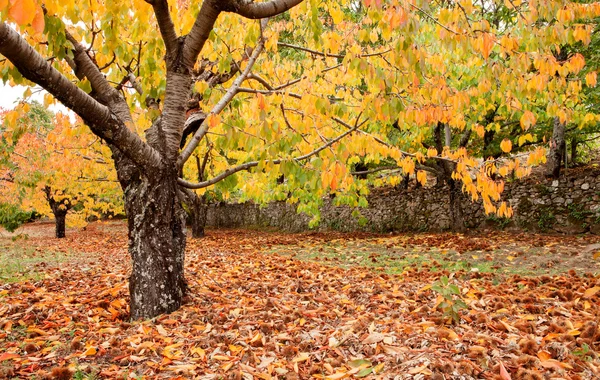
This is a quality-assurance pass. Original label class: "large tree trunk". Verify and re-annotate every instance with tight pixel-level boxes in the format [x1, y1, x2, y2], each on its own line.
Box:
[545, 117, 566, 179]
[119, 161, 188, 319]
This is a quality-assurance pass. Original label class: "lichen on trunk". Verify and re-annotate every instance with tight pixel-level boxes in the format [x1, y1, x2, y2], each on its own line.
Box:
[122, 167, 188, 319]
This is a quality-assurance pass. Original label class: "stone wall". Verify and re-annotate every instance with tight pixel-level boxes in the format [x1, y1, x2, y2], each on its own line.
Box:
[206, 166, 600, 233]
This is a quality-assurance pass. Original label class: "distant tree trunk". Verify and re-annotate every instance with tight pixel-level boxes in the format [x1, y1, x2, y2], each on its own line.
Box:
[43, 186, 71, 239]
[448, 180, 466, 232]
[53, 209, 67, 238]
[190, 193, 208, 238]
[545, 117, 566, 179]
[570, 137, 578, 165]
[431, 122, 467, 232]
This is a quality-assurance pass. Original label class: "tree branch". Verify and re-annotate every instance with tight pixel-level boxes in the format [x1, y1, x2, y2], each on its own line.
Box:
[178, 115, 364, 189]
[229, 0, 304, 19]
[183, 0, 221, 69]
[179, 19, 267, 166]
[64, 30, 133, 123]
[145, 0, 179, 58]
[0, 22, 162, 171]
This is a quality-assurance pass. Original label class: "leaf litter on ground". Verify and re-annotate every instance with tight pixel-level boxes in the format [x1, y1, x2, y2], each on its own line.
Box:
[1, 221, 600, 379]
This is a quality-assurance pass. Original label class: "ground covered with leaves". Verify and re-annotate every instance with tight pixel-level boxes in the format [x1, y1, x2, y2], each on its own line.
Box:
[2, 222, 600, 380]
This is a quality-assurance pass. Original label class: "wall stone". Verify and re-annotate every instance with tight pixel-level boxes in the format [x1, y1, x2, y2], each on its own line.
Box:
[206, 166, 600, 234]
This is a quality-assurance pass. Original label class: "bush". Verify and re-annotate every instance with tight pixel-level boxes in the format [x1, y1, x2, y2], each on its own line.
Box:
[0, 203, 32, 232]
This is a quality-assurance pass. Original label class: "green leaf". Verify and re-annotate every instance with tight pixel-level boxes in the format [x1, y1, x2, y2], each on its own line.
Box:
[348, 359, 372, 368]
[355, 367, 374, 378]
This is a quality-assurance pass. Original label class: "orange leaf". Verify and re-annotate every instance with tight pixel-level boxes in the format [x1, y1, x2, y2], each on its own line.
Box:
[0, 353, 19, 362]
[32, 6, 44, 33]
[540, 359, 573, 370]
[499, 361, 511, 380]
[9, 0, 36, 26]
[537, 351, 552, 361]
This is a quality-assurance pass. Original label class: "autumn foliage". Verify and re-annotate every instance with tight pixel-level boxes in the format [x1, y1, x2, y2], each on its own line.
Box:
[2, 223, 600, 379]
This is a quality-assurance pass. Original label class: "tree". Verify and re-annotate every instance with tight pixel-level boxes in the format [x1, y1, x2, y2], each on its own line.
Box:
[1, 0, 599, 319]
[0, 102, 122, 238]
[0, 0, 312, 319]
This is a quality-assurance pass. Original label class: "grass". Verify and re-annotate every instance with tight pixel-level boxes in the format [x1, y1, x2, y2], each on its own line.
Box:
[0, 242, 66, 283]
[266, 238, 566, 279]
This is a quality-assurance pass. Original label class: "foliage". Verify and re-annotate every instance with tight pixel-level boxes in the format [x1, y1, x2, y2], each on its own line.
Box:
[2, 223, 600, 378]
[1, 0, 599, 223]
[0, 103, 123, 230]
[0, 203, 31, 232]
[430, 275, 468, 324]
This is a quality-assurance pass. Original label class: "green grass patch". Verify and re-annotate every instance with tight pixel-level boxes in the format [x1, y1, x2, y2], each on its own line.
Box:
[266, 239, 562, 278]
[0, 243, 66, 283]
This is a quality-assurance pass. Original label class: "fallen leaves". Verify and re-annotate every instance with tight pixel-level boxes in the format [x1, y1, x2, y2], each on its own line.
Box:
[1, 222, 600, 379]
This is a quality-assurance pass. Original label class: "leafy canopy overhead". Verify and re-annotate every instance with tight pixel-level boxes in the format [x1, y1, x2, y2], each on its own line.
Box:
[1, 0, 600, 223]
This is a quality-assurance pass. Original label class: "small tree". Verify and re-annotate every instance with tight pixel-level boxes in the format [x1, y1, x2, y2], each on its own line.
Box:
[0, 102, 122, 238]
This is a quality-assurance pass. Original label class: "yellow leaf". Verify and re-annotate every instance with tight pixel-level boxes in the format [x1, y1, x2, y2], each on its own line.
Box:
[325, 372, 347, 380]
[83, 346, 97, 356]
[500, 139, 512, 153]
[416, 170, 427, 186]
[586, 72, 597, 87]
[583, 286, 600, 298]
[292, 352, 310, 363]
[213, 354, 231, 361]
[329, 5, 343, 24]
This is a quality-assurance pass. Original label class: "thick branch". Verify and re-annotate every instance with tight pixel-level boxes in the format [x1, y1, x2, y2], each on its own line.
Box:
[229, 0, 304, 19]
[65, 30, 133, 123]
[179, 21, 267, 166]
[0, 23, 162, 171]
[183, 0, 221, 69]
[145, 0, 179, 58]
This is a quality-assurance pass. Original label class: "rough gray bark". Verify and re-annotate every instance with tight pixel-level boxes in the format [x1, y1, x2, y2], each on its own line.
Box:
[570, 137, 578, 165]
[124, 168, 187, 319]
[546, 117, 566, 179]
[431, 122, 467, 232]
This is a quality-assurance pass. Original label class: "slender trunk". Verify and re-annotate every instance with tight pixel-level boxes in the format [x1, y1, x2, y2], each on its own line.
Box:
[448, 180, 466, 232]
[545, 117, 566, 179]
[121, 166, 187, 319]
[53, 209, 67, 238]
[190, 195, 208, 238]
[44, 186, 70, 239]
